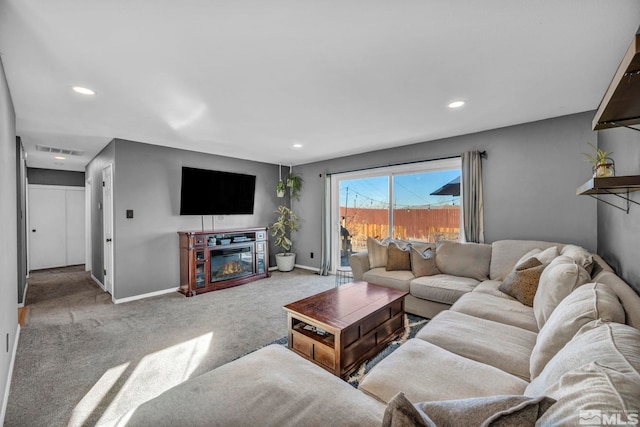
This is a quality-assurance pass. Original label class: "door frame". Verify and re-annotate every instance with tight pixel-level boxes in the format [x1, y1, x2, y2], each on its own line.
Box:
[102, 164, 115, 297]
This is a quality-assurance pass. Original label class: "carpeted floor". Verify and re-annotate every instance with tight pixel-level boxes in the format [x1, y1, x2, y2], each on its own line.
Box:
[5, 267, 337, 427]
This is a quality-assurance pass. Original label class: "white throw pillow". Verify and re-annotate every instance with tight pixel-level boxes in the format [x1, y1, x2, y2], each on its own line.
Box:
[367, 237, 389, 268]
[560, 244, 594, 275]
[515, 246, 558, 268]
[529, 282, 625, 379]
[533, 256, 591, 329]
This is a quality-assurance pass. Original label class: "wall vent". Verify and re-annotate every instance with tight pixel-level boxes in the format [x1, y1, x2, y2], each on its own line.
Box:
[35, 145, 85, 156]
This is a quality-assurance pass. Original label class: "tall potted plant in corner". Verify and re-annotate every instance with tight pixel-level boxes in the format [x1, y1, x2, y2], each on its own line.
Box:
[271, 205, 299, 271]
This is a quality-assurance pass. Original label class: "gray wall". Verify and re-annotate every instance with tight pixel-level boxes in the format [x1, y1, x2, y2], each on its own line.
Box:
[27, 167, 85, 187]
[0, 57, 18, 422]
[293, 112, 598, 269]
[87, 139, 280, 300]
[597, 126, 640, 294]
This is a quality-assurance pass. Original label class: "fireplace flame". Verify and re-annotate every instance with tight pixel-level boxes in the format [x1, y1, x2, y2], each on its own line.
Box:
[217, 261, 245, 277]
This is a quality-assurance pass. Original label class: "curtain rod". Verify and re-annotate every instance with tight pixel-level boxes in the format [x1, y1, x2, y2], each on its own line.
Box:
[326, 151, 486, 176]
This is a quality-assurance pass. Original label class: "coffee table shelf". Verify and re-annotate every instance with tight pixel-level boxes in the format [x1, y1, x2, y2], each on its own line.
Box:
[283, 281, 408, 379]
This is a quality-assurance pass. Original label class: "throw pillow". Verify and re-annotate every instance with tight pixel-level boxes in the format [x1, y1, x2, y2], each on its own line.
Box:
[386, 242, 411, 271]
[499, 257, 546, 306]
[410, 246, 439, 278]
[528, 282, 625, 379]
[533, 256, 591, 329]
[367, 237, 389, 268]
[382, 392, 556, 427]
[560, 244, 594, 275]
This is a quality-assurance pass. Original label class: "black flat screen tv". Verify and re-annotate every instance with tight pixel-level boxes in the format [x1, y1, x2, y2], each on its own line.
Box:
[180, 167, 256, 215]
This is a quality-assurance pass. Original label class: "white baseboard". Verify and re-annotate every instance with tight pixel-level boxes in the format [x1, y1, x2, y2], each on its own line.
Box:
[1, 324, 20, 425]
[91, 274, 106, 291]
[113, 287, 179, 304]
[294, 264, 321, 273]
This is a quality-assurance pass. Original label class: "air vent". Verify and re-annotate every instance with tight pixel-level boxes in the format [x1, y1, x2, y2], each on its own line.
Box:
[35, 145, 85, 156]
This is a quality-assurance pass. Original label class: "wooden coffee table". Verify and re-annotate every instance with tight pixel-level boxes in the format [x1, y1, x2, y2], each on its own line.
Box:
[283, 281, 408, 379]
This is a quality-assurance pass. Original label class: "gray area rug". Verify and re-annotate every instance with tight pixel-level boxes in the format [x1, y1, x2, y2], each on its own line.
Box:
[6, 267, 336, 427]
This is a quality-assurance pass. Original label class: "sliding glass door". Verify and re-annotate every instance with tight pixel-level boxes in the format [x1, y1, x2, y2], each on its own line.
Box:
[331, 158, 462, 269]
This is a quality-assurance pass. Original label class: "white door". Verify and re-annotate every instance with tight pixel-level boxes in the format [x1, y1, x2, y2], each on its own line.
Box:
[66, 189, 86, 265]
[103, 165, 114, 295]
[28, 185, 85, 270]
[29, 186, 66, 270]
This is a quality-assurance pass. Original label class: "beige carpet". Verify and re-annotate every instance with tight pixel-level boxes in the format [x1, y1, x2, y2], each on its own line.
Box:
[5, 267, 335, 427]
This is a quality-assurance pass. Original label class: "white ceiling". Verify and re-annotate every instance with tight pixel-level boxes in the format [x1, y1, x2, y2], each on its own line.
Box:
[1, 1, 639, 172]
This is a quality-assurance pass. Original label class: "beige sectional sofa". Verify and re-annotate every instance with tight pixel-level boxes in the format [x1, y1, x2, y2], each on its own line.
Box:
[113, 239, 640, 427]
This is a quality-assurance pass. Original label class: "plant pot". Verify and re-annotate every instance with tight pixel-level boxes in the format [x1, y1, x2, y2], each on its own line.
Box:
[275, 253, 296, 272]
[594, 160, 615, 178]
[276, 189, 285, 197]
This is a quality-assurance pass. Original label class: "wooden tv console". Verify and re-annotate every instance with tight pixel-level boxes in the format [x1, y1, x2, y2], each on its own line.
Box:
[178, 227, 269, 296]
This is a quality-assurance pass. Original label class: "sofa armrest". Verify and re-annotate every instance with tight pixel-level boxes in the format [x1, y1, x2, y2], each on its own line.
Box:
[350, 252, 370, 281]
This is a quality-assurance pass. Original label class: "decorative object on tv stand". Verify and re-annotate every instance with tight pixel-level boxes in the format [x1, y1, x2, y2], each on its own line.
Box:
[271, 205, 300, 272]
[583, 142, 615, 178]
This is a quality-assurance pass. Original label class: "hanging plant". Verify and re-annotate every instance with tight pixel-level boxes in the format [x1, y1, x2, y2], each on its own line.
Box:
[276, 164, 286, 197]
[286, 173, 303, 199]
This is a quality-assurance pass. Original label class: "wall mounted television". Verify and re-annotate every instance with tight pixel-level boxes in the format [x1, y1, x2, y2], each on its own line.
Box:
[180, 167, 256, 215]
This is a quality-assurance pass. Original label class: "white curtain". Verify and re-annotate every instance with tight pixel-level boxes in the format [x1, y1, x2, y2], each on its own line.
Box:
[319, 175, 331, 275]
[462, 151, 485, 243]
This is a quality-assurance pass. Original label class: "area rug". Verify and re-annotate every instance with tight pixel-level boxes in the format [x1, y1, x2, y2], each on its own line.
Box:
[267, 313, 429, 388]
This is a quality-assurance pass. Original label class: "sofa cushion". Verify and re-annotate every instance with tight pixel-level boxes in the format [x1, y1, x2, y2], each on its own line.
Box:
[416, 311, 537, 380]
[383, 392, 555, 427]
[490, 240, 561, 281]
[435, 241, 492, 281]
[529, 283, 625, 379]
[358, 339, 528, 404]
[410, 246, 439, 278]
[450, 292, 538, 332]
[525, 320, 640, 397]
[560, 244, 594, 275]
[363, 268, 414, 292]
[121, 344, 386, 427]
[410, 274, 479, 305]
[367, 237, 390, 268]
[533, 256, 591, 329]
[386, 242, 411, 271]
[533, 363, 640, 427]
[498, 257, 546, 307]
[472, 280, 514, 299]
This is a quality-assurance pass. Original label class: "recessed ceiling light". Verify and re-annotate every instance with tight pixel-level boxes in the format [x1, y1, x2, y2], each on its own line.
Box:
[292, 143, 303, 148]
[72, 86, 95, 95]
[448, 100, 466, 109]
[54, 156, 66, 160]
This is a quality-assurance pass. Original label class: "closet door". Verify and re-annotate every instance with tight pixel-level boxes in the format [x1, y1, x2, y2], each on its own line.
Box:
[28, 185, 86, 270]
[29, 186, 66, 270]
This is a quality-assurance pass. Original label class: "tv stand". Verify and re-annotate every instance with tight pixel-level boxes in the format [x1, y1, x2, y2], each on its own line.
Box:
[178, 227, 269, 296]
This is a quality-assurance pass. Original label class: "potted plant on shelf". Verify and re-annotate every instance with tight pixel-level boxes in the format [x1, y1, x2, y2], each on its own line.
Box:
[271, 205, 299, 271]
[583, 142, 615, 178]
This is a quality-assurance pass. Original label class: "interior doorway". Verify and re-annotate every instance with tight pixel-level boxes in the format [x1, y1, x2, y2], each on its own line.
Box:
[102, 164, 114, 296]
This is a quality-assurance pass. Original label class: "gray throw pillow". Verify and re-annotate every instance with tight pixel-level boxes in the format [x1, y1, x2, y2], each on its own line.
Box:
[382, 392, 555, 427]
[410, 246, 439, 278]
[499, 257, 547, 307]
[383, 392, 556, 427]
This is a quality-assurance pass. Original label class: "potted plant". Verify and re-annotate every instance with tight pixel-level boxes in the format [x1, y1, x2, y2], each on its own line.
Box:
[271, 205, 299, 271]
[286, 172, 303, 199]
[583, 142, 615, 177]
[276, 179, 286, 198]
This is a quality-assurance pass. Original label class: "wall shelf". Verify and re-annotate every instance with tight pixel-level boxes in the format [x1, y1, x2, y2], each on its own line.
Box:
[592, 32, 640, 131]
[577, 175, 640, 213]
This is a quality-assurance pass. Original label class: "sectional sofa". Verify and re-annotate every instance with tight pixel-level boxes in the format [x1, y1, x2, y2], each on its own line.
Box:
[112, 239, 640, 427]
